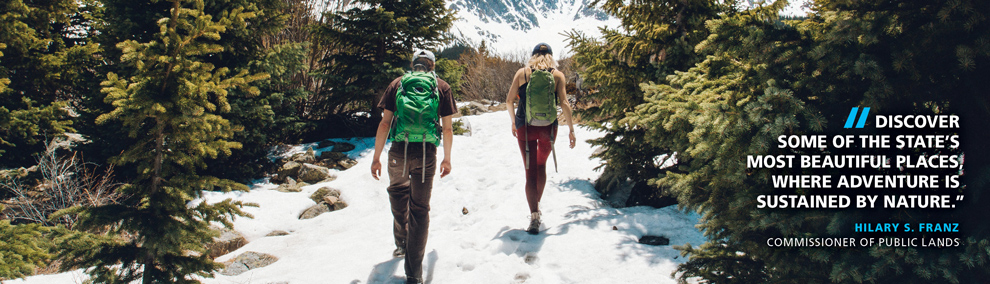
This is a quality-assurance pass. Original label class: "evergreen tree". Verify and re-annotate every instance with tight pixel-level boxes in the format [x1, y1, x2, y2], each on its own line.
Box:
[605, 0, 990, 282]
[0, 0, 100, 168]
[59, 0, 265, 282]
[0, 206, 51, 280]
[435, 57, 465, 99]
[311, 0, 455, 124]
[566, 0, 735, 205]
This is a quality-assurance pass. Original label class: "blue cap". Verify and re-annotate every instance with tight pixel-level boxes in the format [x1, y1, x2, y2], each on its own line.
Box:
[532, 43, 552, 56]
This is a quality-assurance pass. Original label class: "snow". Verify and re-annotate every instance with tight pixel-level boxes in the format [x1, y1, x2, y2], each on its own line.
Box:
[449, 0, 620, 57]
[10, 110, 705, 284]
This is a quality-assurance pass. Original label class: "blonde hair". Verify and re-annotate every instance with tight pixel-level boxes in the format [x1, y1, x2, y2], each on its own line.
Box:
[527, 53, 557, 70]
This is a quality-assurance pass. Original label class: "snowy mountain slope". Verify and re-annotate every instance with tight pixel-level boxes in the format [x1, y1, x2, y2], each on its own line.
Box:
[10, 110, 705, 284]
[448, 0, 620, 56]
[448, 0, 813, 57]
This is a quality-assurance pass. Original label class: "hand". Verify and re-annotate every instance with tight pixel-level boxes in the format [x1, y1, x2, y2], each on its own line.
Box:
[511, 124, 518, 137]
[440, 159, 452, 178]
[371, 159, 382, 180]
[568, 131, 576, 149]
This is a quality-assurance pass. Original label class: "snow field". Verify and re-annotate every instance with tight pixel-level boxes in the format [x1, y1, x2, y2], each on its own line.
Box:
[10, 111, 705, 284]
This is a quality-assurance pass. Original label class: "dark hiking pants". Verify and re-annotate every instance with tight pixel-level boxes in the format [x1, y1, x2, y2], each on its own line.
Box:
[387, 142, 436, 281]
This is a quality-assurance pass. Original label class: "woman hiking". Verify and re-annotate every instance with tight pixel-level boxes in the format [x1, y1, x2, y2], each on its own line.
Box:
[505, 43, 576, 234]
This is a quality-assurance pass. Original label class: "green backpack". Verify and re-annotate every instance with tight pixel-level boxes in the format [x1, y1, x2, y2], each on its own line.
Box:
[390, 71, 441, 146]
[524, 68, 557, 126]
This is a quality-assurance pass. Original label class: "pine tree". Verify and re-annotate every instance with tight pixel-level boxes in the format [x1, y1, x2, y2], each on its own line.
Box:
[0, 0, 100, 168]
[59, 0, 266, 282]
[311, 0, 455, 124]
[606, 0, 990, 282]
[565, 0, 735, 205]
[0, 206, 52, 280]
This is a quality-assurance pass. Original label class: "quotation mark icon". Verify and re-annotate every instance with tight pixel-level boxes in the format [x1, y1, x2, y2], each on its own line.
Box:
[844, 107, 871, 129]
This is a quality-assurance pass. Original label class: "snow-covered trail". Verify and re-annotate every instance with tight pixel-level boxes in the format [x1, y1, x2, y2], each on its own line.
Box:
[10, 110, 705, 284]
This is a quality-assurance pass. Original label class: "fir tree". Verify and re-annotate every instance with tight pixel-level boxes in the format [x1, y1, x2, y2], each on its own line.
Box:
[59, 0, 266, 282]
[311, 0, 455, 123]
[566, 0, 735, 205]
[0, 206, 51, 280]
[0, 0, 100, 168]
[605, 0, 990, 282]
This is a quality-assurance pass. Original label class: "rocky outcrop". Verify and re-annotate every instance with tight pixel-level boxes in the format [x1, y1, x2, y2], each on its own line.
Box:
[299, 187, 348, 219]
[207, 227, 247, 259]
[274, 177, 307, 192]
[458, 101, 489, 116]
[297, 163, 333, 183]
[221, 251, 279, 276]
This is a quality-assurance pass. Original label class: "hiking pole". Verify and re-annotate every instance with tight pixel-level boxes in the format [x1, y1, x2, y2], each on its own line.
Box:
[524, 125, 530, 170]
[551, 142, 558, 173]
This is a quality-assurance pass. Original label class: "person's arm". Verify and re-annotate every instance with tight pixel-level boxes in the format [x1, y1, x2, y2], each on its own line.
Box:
[506, 68, 525, 137]
[371, 110, 394, 180]
[440, 115, 453, 178]
[555, 71, 576, 148]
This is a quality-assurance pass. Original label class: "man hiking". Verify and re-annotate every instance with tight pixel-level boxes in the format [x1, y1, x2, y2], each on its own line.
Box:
[505, 43, 577, 234]
[370, 49, 456, 284]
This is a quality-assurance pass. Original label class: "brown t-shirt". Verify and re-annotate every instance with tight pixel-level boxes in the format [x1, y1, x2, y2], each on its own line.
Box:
[378, 76, 457, 117]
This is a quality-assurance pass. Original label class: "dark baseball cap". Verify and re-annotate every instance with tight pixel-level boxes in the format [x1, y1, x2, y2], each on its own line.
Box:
[532, 43, 552, 56]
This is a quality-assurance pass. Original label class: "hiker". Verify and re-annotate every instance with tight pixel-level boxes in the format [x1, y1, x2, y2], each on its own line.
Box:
[370, 49, 456, 284]
[505, 43, 576, 234]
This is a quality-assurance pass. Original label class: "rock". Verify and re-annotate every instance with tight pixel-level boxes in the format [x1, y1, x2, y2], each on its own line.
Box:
[638, 235, 670, 246]
[330, 142, 356, 152]
[297, 163, 334, 183]
[318, 140, 337, 148]
[318, 151, 346, 161]
[266, 230, 290, 237]
[207, 227, 247, 259]
[323, 195, 339, 205]
[462, 207, 469, 215]
[458, 102, 489, 116]
[276, 161, 302, 181]
[488, 103, 508, 112]
[329, 199, 348, 211]
[337, 157, 358, 170]
[274, 177, 305, 192]
[299, 203, 330, 219]
[221, 251, 279, 276]
[289, 149, 316, 163]
[310, 187, 342, 204]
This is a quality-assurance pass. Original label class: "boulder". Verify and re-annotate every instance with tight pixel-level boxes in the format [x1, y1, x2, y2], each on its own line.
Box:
[274, 177, 307, 192]
[329, 198, 348, 211]
[221, 251, 279, 276]
[488, 103, 508, 112]
[337, 158, 358, 170]
[458, 102, 489, 116]
[309, 187, 342, 204]
[297, 163, 334, 183]
[299, 203, 330, 220]
[330, 142, 356, 152]
[289, 149, 316, 163]
[207, 227, 247, 259]
[274, 161, 302, 183]
[318, 151, 347, 161]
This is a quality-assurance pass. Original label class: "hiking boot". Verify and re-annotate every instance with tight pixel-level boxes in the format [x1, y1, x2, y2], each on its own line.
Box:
[527, 212, 541, 235]
[393, 247, 406, 258]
